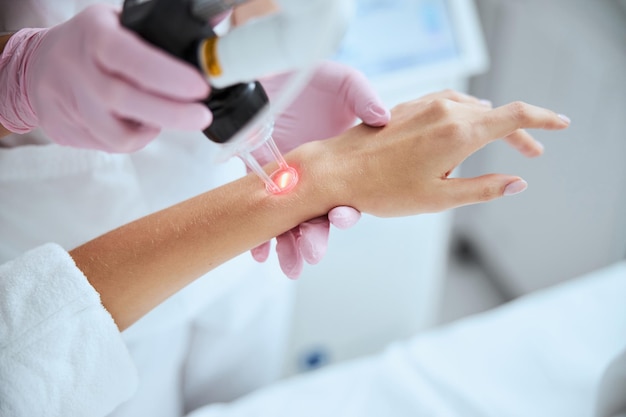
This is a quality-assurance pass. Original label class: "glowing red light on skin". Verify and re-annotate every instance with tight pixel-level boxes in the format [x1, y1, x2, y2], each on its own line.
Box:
[267, 167, 299, 195]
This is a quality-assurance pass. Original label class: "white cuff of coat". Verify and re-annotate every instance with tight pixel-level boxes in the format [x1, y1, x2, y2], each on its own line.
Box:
[0, 243, 138, 417]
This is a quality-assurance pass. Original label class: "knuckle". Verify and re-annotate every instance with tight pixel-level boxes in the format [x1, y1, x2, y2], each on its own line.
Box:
[391, 103, 404, 113]
[440, 88, 455, 97]
[441, 89, 462, 101]
[478, 184, 500, 202]
[429, 98, 454, 117]
[391, 101, 412, 117]
[440, 121, 469, 141]
[508, 101, 530, 122]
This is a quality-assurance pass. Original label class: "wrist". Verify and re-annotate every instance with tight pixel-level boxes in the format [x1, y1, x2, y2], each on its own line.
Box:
[281, 138, 349, 214]
[283, 123, 393, 217]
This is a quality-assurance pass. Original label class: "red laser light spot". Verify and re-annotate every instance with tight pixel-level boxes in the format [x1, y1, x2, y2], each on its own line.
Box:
[267, 167, 299, 195]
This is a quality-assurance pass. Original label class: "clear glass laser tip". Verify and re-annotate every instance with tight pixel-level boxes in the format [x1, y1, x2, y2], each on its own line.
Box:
[238, 136, 298, 195]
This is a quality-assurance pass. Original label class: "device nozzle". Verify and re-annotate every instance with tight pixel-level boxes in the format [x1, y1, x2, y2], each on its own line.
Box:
[238, 136, 299, 195]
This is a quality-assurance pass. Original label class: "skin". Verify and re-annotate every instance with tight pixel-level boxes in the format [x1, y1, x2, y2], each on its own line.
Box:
[70, 92, 570, 331]
[232, 0, 279, 25]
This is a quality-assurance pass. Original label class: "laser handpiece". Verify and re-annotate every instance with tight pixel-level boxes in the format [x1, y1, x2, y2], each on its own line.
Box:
[120, 0, 295, 194]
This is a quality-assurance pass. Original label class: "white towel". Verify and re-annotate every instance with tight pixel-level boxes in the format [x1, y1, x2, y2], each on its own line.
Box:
[0, 243, 137, 417]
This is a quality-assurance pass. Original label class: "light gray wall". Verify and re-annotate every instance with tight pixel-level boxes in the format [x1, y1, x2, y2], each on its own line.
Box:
[456, 0, 626, 295]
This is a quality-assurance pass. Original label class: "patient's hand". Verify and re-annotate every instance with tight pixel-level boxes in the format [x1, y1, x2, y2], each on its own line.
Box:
[292, 90, 570, 218]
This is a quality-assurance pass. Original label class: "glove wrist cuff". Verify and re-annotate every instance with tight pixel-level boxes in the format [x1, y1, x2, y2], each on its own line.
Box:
[0, 28, 46, 134]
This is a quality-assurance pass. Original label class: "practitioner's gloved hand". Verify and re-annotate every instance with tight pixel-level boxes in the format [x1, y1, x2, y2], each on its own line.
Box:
[0, 4, 211, 152]
[251, 61, 391, 279]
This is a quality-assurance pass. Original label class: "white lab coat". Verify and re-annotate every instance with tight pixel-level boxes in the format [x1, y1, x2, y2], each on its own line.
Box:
[0, 1, 294, 415]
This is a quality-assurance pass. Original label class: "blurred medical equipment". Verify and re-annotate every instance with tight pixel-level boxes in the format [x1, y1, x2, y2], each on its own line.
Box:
[284, 0, 489, 375]
[455, 0, 626, 296]
[121, 0, 354, 193]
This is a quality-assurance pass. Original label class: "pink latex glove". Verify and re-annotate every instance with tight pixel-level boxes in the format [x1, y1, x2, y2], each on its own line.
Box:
[0, 4, 211, 152]
[252, 61, 391, 278]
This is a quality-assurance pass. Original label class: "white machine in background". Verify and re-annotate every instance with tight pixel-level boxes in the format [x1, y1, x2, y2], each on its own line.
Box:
[284, 0, 488, 376]
[455, 0, 626, 296]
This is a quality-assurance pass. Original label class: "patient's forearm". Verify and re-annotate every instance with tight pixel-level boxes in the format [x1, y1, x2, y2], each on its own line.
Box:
[70, 146, 329, 331]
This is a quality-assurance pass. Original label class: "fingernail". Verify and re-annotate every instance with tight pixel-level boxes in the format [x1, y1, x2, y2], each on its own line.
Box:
[503, 179, 528, 196]
[479, 99, 492, 107]
[286, 270, 300, 280]
[251, 245, 269, 263]
[558, 114, 571, 124]
[329, 207, 361, 229]
[368, 104, 389, 118]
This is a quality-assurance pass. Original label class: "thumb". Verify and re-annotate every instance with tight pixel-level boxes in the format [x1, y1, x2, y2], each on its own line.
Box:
[344, 71, 390, 127]
[328, 206, 361, 230]
[316, 61, 390, 127]
[444, 175, 528, 208]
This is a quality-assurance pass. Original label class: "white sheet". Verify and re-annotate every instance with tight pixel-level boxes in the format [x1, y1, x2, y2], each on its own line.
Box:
[188, 261, 626, 417]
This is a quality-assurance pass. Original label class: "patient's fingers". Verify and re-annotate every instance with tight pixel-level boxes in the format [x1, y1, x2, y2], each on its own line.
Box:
[443, 174, 528, 209]
[504, 129, 545, 158]
[476, 101, 570, 145]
